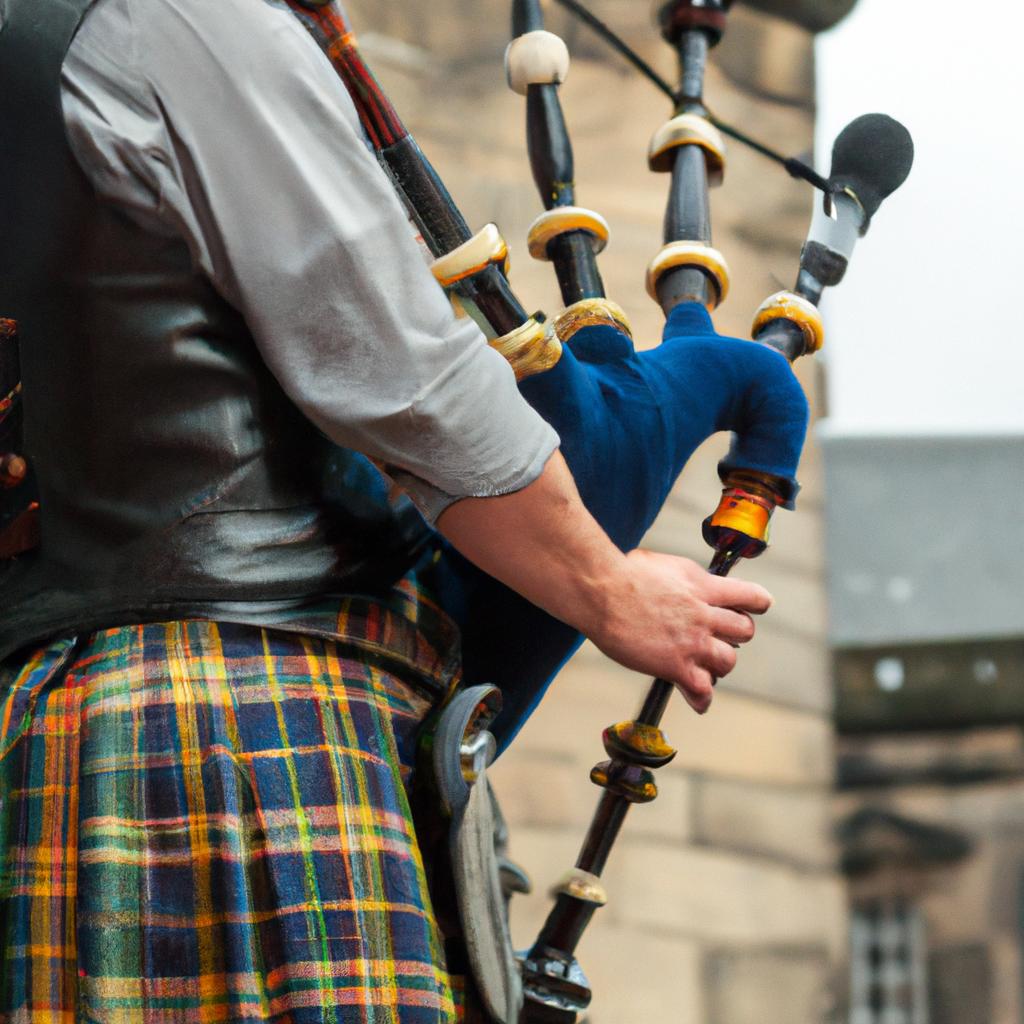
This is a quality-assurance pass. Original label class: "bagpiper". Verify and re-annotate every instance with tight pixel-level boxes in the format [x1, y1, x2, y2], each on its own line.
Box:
[0, 0, 908, 1019]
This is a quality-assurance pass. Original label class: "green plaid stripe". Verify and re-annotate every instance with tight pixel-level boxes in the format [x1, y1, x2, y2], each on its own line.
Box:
[0, 581, 464, 1022]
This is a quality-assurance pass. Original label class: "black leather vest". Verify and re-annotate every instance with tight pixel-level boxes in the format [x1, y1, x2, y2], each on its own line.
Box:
[0, 0, 431, 661]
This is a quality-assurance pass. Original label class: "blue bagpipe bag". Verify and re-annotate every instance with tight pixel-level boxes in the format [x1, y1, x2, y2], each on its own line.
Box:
[435, 301, 809, 750]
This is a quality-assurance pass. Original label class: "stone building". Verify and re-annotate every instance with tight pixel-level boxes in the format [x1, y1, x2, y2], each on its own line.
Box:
[342, 1, 852, 1020]
[827, 436, 1024, 1024]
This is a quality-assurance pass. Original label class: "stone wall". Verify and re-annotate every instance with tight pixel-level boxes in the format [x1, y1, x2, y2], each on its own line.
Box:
[342, 2, 847, 1018]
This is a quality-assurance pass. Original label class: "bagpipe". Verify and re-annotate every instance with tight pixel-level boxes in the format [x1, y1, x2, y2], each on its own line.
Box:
[281, 0, 911, 743]
[279, 2, 913, 1020]
[0, 0, 912, 1017]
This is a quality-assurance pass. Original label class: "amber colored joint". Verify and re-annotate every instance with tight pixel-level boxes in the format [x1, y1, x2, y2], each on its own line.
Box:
[602, 720, 676, 768]
[722, 469, 788, 505]
[752, 290, 824, 356]
[490, 316, 563, 380]
[590, 760, 659, 803]
[709, 488, 776, 543]
[0, 453, 28, 489]
[553, 298, 633, 342]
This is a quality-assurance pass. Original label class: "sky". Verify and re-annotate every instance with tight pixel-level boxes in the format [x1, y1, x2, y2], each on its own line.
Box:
[815, 0, 1024, 436]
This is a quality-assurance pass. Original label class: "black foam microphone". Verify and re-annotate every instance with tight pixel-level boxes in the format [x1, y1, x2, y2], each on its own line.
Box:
[754, 114, 913, 357]
[794, 113, 914, 294]
[828, 112, 915, 226]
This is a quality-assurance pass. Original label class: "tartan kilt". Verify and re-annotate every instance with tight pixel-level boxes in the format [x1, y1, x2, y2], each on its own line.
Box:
[0, 573, 470, 1022]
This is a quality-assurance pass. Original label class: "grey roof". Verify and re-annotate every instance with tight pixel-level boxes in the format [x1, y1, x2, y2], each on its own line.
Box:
[821, 431, 1024, 647]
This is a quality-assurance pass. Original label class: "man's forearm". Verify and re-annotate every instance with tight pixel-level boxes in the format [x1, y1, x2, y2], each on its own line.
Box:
[436, 449, 773, 711]
[436, 449, 624, 640]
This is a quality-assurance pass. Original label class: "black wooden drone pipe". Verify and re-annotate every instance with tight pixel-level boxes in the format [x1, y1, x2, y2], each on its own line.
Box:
[513, 0, 607, 307]
[655, 18, 718, 312]
[519, 7, 735, 1020]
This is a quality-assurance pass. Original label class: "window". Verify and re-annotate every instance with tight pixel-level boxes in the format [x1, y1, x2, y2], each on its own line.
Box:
[849, 901, 928, 1024]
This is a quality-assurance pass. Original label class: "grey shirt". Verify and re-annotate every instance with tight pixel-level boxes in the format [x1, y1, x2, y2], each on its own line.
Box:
[55, 0, 558, 523]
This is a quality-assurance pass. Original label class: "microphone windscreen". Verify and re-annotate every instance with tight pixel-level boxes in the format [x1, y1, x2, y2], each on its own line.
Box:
[829, 113, 914, 221]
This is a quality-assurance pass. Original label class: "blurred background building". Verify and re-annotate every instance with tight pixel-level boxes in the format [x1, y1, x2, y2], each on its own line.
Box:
[818, 1, 1024, 1022]
[343, 0, 1022, 1020]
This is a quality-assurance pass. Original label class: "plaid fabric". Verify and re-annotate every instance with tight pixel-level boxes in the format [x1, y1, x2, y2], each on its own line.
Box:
[0, 568, 470, 1023]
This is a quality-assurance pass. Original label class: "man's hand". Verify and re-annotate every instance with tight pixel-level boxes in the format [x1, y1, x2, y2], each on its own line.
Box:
[587, 549, 770, 713]
[436, 449, 772, 713]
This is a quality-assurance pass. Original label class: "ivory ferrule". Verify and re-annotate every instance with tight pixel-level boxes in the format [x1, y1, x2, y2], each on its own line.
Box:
[553, 298, 633, 343]
[552, 869, 607, 907]
[505, 30, 570, 96]
[526, 207, 610, 262]
[752, 290, 825, 356]
[430, 224, 510, 289]
[648, 113, 726, 185]
[646, 241, 730, 309]
[490, 316, 563, 381]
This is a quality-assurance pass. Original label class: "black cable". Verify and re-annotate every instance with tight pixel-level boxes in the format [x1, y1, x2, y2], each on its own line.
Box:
[553, 0, 678, 100]
[704, 112, 832, 192]
[550, 0, 831, 194]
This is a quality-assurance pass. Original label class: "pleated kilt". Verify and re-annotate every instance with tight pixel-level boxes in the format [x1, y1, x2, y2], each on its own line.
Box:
[0, 568, 470, 1023]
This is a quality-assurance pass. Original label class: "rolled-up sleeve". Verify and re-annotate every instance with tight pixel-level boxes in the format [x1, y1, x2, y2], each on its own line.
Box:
[61, 0, 559, 521]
